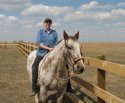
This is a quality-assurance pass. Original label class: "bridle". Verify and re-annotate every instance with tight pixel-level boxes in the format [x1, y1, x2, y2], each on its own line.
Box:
[52, 40, 85, 86]
[64, 40, 84, 66]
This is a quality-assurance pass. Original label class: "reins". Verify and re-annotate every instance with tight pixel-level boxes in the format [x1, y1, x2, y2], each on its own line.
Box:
[52, 70, 76, 86]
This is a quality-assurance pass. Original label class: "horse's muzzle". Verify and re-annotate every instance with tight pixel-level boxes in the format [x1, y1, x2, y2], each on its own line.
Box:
[73, 57, 85, 74]
[73, 65, 84, 74]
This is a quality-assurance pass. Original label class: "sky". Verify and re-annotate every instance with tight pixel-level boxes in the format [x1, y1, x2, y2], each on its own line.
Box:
[0, 0, 125, 42]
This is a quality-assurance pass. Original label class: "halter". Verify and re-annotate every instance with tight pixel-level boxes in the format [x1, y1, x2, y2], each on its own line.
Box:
[65, 40, 84, 66]
[52, 40, 84, 86]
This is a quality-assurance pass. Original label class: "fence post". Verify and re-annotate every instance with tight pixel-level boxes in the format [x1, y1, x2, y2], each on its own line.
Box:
[5, 41, 6, 49]
[25, 42, 28, 54]
[0, 42, 1, 48]
[97, 55, 106, 103]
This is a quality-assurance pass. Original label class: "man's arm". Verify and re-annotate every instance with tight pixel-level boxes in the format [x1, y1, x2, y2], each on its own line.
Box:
[39, 44, 53, 51]
[36, 29, 53, 51]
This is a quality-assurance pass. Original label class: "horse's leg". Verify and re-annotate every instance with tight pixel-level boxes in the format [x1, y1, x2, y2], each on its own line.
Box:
[57, 87, 66, 103]
[39, 86, 47, 103]
[35, 93, 39, 103]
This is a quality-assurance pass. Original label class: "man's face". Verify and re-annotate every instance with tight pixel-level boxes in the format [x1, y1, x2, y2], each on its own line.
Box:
[44, 21, 52, 30]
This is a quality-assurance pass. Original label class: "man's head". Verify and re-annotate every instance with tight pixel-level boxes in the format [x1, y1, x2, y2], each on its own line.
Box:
[44, 18, 52, 30]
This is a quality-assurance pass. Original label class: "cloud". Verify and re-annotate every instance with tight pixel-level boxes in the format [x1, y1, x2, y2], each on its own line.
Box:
[64, 1, 122, 22]
[0, 0, 30, 5]
[64, 7, 125, 22]
[36, 22, 42, 28]
[111, 9, 125, 17]
[64, 11, 111, 21]
[80, 1, 98, 10]
[52, 22, 60, 27]
[0, 0, 31, 11]
[0, 1, 125, 42]
[97, 4, 114, 10]
[7, 16, 18, 22]
[21, 4, 73, 16]
[0, 14, 18, 25]
[0, 14, 5, 20]
[35, 21, 60, 28]
[80, 1, 113, 10]
[115, 22, 125, 26]
[24, 24, 33, 29]
[117, 2, 125, 7]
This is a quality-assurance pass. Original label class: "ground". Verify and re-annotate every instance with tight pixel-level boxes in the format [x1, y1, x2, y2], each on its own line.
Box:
[0, 46, 34, 103]
[80, 42, 125, 101]
[0, 43, 125, 103]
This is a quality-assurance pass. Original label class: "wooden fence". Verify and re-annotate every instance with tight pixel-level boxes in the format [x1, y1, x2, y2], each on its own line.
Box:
[16, 42, 125, 103]
[0, 42, 18, 49]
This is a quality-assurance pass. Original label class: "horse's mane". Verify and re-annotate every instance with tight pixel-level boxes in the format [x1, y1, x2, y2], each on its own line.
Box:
[56, 39, 63, 45]
[41, 39, 64, 61]
[39, 39, 64, 71]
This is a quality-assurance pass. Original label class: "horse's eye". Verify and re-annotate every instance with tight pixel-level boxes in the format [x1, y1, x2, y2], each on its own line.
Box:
[68, 46, 73, 50]
[81, 52, 83, 55]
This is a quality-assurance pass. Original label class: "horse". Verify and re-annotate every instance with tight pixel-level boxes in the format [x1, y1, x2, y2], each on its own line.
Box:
[27, 31, 85, 103]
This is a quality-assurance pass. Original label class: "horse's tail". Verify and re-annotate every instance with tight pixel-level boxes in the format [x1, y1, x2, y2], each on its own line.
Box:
[27, 50, 37, 82]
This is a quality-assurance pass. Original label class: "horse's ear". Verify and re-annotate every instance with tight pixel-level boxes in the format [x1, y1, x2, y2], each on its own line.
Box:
[74, 31, 79, 40]
[63, 30, 69, 40]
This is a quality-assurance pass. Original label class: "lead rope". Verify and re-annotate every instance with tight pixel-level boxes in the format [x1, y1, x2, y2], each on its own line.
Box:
[52, 71, 76, 86]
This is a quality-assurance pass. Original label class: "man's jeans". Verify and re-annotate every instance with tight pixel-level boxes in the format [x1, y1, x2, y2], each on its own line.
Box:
[32, 55, 43, 91]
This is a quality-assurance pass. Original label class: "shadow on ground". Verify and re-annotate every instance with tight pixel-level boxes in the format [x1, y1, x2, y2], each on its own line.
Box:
[46, 88, 97, 103]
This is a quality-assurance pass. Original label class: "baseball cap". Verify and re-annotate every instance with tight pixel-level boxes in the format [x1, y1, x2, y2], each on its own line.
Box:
[44, 18, 52, 23]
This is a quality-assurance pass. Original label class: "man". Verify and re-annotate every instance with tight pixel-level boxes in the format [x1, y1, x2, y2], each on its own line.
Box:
[31, 18, 58, 96]
[31, 18, 75, 96]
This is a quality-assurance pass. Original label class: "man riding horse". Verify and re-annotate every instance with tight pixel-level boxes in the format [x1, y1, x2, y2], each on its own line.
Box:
[31, 18, 76, 96]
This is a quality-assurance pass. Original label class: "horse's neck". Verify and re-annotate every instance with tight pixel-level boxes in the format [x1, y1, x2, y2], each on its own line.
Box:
[49, 40, 68, 77]
[51, 40, 66, 65]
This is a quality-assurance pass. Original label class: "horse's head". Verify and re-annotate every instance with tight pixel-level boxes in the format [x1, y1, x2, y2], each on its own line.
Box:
[63, 30, 85, 74]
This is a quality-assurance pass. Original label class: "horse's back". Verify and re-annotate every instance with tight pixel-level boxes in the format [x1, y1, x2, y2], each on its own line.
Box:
[27, 50, 37, 81]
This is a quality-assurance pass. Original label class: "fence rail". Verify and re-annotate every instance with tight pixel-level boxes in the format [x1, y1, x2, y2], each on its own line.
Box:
[11, 42, 125, 103]
[85, 57, 125, 77]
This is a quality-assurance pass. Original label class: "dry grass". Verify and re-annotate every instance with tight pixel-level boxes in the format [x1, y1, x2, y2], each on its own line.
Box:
[82, 42, 125, 64]
[0, 46, 34, 103]
[0, 45, 71, 103]
[0, 43, 125, 103]
[79, 42, 125, 101]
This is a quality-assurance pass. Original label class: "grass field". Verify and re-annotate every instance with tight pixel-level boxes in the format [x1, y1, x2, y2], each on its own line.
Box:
[0, 46, 34, 103]
[80, 42, 125, 101]
[82, 42, 125, 64]
[0, 43, 125, 103]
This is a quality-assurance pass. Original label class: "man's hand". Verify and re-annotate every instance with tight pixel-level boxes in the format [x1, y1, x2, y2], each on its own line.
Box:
[48, 48, 54, 51]
[40, 43, 54, 51]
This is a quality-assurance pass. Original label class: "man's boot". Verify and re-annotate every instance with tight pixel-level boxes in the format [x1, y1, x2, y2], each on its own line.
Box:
[66, 79, 77, 93]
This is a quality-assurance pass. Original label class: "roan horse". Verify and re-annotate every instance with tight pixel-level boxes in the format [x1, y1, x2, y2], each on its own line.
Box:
[27, 31, 85, 103]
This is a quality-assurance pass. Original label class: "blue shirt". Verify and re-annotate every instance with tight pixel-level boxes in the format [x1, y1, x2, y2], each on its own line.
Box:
[36, 28, 58, 57]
